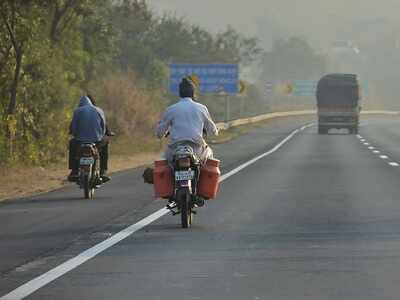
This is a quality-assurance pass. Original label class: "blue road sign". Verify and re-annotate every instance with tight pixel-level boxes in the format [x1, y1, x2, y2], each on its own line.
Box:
[169, 64, 239, 94]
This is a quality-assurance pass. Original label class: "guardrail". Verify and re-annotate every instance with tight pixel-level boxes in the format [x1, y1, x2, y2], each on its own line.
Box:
[360, 110, 400, 115]
[215, 110, 315, 131]
[216, 110, 400, 131]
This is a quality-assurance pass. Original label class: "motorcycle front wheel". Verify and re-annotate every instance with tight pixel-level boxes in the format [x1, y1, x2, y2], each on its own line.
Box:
[177, 188, 192, 228]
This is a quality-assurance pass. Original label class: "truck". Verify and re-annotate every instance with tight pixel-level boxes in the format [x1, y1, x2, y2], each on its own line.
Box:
[316, 74, 360, 134]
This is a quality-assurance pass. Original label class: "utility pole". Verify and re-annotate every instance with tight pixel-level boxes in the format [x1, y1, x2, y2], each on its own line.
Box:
[225, 94, 230, 123]
[216, 87, 230, 123]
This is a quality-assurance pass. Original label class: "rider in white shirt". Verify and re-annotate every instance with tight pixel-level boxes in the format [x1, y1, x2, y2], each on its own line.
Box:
[156, 78, 219, 162]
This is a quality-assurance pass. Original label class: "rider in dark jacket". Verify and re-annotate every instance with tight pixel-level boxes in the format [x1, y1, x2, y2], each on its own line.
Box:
[68, 96, 110, 182]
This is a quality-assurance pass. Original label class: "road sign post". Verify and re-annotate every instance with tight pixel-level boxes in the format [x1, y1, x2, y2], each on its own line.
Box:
[225, 94, 231, 122]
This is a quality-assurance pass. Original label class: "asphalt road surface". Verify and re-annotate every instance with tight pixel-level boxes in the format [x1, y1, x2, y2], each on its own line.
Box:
[2, 115, 400, 299]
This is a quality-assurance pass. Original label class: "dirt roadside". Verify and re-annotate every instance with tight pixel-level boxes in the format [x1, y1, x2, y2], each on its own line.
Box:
[0, 152, 162, 202]
[0, 122, 258, 202]
[0, 112, 304, 203]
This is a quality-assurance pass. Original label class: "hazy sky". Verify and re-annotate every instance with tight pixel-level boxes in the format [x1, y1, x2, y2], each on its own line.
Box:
[148, 0, 400, 49]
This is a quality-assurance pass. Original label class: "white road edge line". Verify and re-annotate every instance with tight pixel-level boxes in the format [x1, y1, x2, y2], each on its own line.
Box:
[389, 162, 400, 167]
[373, 150, 380, 154]
[0, 123, 314, 300]
[380, 155, 389, 159]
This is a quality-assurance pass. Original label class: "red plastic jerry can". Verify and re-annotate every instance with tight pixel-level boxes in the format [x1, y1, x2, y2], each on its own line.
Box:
[153, 160, 173, 198]
[198, 158, 221, 199]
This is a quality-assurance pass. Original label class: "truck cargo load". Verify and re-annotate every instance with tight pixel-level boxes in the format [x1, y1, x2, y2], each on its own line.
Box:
[316, 74, 360, 134]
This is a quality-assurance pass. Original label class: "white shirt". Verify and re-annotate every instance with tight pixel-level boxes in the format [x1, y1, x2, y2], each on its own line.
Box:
[156, 97, 218, 146]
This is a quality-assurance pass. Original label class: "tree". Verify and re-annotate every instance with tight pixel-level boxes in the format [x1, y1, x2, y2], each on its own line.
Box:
[261, 37, 327, 81]
[48, 0, 101, 44]
[215, 26, 262, 65]
[110, 0, 155, 72]
[0, 1, 44, 115]
[0, 0, 265, 166]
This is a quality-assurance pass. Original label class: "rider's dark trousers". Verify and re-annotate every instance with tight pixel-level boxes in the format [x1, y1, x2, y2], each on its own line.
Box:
[69, 139, 109, 173]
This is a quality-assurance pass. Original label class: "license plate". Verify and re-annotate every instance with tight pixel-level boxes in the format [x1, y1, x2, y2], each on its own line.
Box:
[175, 170, 195, 181]
[80, 157, 94, 165]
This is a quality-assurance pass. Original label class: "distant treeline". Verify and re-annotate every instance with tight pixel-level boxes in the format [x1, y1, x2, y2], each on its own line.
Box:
[0, 0, 262, 166]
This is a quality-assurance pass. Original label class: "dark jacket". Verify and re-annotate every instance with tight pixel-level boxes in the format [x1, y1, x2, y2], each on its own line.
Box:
[69, 96, 106, 142]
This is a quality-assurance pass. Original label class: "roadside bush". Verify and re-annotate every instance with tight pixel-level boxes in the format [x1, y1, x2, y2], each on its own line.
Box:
[92, 71, 164, 139]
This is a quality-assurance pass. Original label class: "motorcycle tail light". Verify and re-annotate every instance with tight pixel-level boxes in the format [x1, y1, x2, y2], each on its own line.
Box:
[80, 165, 91, 172]
[81, 147, 94, 157]
[177, 157, 191, 168]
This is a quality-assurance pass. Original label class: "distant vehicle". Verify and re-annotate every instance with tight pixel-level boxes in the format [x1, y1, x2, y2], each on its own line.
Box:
[331, 40, 360, 54]
[332, 40, 353, 48]
[76, 143, 102, 199]
[75, 132, 114, 199]
[316, 74, 361, 134]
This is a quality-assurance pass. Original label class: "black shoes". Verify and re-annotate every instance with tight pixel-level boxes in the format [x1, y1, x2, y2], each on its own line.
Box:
[194, 196, 205, 207]
[100, 170, 111, 183]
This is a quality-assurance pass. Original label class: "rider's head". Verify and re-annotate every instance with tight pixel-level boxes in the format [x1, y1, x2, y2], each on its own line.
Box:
[179, 78, 194, 98]
[87, 94, 96, 106]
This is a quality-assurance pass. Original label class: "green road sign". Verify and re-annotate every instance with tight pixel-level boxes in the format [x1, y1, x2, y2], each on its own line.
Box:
[292, 80, 317, 96]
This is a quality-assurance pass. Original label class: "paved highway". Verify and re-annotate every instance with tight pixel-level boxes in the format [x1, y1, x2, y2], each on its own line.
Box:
[2, 115, 400, 299]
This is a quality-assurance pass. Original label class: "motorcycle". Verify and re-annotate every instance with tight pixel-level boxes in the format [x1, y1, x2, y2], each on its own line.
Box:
[77, 143, 102, 199]
[167, 145, 202, 228]
[152, 130, 220, 228]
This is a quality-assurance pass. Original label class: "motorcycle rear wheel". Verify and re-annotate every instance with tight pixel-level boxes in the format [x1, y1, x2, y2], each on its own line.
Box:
[177, 188, 192, 228]
[83, 174, 94, 199]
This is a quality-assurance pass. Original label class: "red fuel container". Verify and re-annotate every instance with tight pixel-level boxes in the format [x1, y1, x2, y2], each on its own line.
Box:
[198, 159, 221, 199]
[153, 160, 173, 198]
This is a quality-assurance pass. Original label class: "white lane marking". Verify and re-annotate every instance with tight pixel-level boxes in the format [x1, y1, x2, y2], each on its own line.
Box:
[220, 124, 313, 181]
[0, 123, 314, 300]
[1, 209, 169, 300]
[299, 124, 313, 131]
[356, 136, 400, 167]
